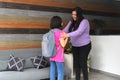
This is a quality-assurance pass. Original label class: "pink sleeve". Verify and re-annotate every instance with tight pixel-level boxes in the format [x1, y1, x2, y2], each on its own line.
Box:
[59, 31, 64, 40]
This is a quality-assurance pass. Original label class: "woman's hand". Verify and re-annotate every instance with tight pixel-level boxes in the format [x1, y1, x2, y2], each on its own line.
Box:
[61, 32, 69, 38]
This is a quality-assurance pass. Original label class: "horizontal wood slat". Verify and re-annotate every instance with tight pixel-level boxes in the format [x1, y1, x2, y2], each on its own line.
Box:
[0, 0, 77, 8]
[81, 5, 120, 14]
[0, 40, 41, 50]
[0, 22, 49, 28]
[0, 2, 119, 17]
[0, 46, 41, 50]
[0, 40, 40, 46]
[0, 28, 49, 34]
[0, 15, 50, 22]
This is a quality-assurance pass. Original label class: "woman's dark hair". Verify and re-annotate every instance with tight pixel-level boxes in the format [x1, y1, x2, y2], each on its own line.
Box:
[69, 7, 84, 32]
[50, 16, 62, 29]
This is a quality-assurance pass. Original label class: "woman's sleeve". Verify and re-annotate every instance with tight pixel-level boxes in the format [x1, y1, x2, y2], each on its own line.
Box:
[68, 19, 89, 37]
[62, 21, 71, 33]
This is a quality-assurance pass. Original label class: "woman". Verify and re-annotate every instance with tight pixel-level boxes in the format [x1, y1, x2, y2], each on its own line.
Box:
[50, 16, 68, 80]
[62, 7, 91, 80]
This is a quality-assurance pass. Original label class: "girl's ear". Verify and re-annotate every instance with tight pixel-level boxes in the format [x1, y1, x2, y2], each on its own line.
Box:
[61, 22, 63, 26]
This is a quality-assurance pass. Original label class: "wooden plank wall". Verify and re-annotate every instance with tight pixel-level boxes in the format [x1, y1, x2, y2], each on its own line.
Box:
[0, 0, 119, 32]
[0, 0, 74, 50]
[0, 0, 119, 50]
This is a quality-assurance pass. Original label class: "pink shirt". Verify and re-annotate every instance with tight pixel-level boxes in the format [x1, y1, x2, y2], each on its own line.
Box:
[50, 30, 64, 62]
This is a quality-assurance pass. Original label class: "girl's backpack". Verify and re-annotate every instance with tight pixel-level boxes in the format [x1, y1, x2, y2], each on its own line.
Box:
[42, 29, 58, 58]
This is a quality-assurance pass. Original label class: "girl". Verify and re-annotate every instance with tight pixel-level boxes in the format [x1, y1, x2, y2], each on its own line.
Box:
[50, 16, 68, 80]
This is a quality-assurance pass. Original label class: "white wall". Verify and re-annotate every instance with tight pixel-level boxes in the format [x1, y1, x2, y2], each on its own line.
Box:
[90, 35, 120, 76]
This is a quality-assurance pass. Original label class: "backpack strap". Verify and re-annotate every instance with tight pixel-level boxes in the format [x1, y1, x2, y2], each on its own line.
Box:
[51, 28, 59, 32]
[51, 29, 62, 54]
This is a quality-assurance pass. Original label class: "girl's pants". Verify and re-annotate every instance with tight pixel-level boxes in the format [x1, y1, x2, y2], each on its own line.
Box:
[50, 61, 64, 80]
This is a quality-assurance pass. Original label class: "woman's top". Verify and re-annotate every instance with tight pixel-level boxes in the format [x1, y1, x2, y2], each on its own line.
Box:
[63, 19, 91, 47]
[50, 30, 64, 62]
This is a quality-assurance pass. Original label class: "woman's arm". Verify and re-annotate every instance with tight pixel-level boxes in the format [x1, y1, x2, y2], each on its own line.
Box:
[62, 21, 72, 33]
[61, 19, 89, 38]
[68, 19, 89, 37]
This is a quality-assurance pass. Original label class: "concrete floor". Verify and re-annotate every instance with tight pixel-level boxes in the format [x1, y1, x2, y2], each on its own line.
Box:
[42, 70, 120, 80]
[71, 70, 120, 80]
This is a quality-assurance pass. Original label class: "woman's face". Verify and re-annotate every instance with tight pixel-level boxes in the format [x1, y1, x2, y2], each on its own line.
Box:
[72, 11, 77, 21]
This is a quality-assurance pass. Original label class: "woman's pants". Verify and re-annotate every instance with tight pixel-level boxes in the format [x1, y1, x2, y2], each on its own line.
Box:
[72, 42, 91, 80]
[50, 61, 64, 80]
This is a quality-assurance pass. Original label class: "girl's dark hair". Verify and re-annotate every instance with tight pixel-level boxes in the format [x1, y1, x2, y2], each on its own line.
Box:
[50, 16, 62, 29]
[69, 7, 84, 32]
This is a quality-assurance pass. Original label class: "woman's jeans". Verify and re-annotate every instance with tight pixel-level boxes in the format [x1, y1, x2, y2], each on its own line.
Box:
[50, 61, 64, 80]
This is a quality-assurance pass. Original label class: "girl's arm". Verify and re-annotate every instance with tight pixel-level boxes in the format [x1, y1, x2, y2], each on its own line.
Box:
[60, 37, 68, 48]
